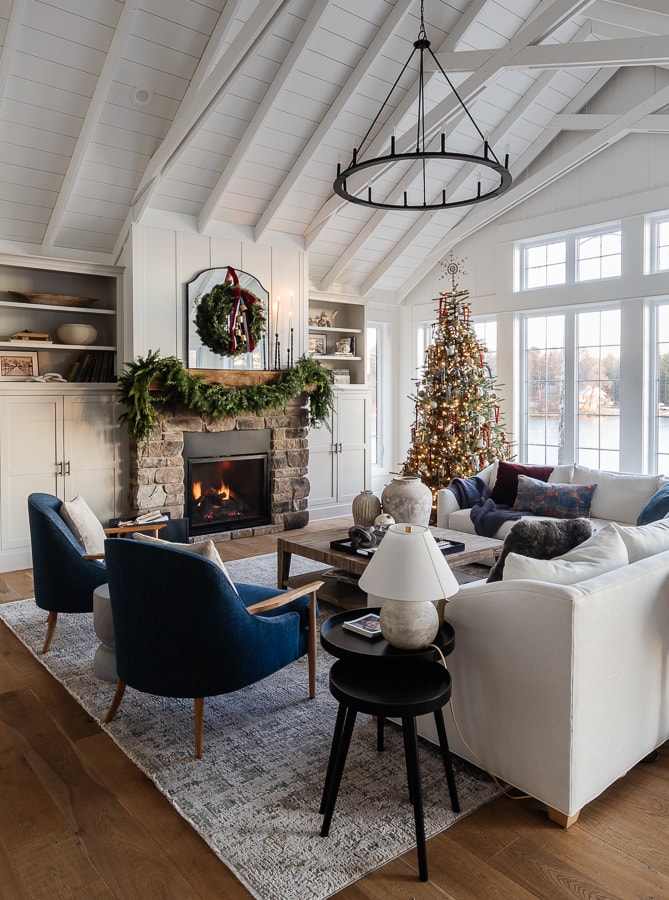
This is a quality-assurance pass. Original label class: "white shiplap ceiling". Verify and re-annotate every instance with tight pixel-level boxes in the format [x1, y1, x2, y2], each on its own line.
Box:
[1, 0, 668, 301]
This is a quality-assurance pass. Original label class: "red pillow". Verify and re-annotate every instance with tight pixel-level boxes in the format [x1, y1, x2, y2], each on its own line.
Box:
[490, 461, 554, 506]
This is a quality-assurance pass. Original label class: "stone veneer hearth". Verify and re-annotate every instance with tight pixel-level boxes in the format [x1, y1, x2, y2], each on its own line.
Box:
[128, 393, 311, 540]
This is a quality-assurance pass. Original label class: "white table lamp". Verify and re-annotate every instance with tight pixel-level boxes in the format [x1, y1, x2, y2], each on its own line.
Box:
[359, 523, 460, 649]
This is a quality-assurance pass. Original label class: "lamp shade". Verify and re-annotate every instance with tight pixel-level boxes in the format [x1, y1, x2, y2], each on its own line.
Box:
[358, 523, 460, 602]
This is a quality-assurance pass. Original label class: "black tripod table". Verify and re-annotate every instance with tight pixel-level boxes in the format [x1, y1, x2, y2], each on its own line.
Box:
[319, 655, 460, 882]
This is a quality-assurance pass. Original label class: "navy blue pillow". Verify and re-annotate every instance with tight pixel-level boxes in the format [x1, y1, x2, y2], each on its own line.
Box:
[637, 483, 669, 525]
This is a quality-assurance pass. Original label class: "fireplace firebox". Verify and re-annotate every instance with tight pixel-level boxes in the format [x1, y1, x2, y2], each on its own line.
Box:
[183, 431, 271, 536]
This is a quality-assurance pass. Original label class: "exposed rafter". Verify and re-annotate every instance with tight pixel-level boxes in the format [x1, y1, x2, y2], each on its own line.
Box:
[404, 80, 669, 299]
[197, 0, 331, 234]
[253, 0, 416, 242]
[2, 0, 669, 297]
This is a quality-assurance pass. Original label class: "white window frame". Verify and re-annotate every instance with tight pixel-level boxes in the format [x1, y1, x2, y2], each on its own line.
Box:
[518, 303, 622, 468]
[648, 298, 669, 474]
[646, 212, 669, 274]
[515, 223, 622, 292]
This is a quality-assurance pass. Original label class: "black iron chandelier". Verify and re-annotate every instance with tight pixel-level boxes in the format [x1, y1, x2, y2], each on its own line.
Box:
[333, 1, 512, 212]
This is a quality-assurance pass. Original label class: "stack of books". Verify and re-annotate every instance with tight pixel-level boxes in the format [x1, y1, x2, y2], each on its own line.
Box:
[67, 351, 116, 382]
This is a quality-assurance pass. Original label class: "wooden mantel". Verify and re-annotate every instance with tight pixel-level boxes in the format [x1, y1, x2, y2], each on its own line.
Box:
[189, 368, 283, 386]
[150, 369, 284, 391]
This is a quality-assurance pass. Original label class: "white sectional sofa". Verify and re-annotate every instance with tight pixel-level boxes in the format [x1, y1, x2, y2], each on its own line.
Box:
[418, 519, 669, 825]
[437, 461, 668, 537]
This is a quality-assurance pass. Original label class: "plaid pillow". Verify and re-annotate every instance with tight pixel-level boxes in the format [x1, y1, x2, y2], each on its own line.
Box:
[514, 475, 596, 518]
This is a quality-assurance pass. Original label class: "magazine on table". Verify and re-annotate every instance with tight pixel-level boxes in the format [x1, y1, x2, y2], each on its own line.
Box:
[342, 612, 382, 639]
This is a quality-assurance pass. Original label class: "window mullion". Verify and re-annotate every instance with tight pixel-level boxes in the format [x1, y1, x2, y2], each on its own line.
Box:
[563, 312, 576, 465]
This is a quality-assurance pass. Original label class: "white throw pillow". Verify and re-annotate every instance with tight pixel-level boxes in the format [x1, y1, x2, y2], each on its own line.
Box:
[61, 495, 107, 555]
[571, 465, 659, 524]
[132, 532, 239, 595]
[611, 520, 669, 563]
[502, 523, 628, 584]
[548, 464, 574, 484]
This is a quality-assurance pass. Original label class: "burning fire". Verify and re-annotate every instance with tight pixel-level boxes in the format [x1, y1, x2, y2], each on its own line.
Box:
[192, 476, 235, 502]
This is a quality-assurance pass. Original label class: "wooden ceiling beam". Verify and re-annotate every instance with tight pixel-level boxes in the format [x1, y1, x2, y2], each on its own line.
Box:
[253, 0, 416, 243]
[197, 0, 331, 235]
[41, 0, 139, 256]
[401, 77, 669, 301]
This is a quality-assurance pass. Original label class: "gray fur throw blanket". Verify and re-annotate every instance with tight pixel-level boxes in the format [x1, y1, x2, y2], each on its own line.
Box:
[486, 517, 593, 583]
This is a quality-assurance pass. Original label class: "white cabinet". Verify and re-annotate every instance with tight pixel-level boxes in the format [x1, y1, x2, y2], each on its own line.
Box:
[308, 388, 372, 518]
[308, 297, 366, 385]
[0, 385, 125, 571]
[0, 254, 122, 382]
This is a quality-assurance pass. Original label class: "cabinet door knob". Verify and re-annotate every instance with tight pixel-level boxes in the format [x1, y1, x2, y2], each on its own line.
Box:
[65, 460, 71, 476]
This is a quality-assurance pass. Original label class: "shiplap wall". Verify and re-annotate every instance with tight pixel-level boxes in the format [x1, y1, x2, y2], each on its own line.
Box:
[127, 222, 307, 366]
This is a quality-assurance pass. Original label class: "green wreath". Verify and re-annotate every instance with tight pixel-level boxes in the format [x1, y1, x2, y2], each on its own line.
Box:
[195, 281, 266, 357]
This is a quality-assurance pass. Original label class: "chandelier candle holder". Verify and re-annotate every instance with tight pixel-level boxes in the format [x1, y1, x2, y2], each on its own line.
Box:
[333, 0, 511, 212]
[359, 523, 460, 650]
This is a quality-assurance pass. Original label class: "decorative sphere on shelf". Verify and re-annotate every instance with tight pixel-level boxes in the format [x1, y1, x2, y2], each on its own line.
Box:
[56, 323, 98, 345]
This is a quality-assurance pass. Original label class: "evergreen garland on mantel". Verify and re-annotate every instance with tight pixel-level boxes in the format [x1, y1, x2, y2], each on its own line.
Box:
[117, 351, 334, 441]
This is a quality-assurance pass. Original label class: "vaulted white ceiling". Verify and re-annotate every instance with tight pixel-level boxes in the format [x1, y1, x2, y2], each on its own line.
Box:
[1, 0, 668, 301]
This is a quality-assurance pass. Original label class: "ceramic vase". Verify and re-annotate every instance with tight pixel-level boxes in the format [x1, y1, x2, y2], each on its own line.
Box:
[381, 476, 432, 526]
[351, 490, 382, 527]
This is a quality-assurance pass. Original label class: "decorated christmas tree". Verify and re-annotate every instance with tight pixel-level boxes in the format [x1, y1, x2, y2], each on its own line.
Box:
[401, 256, 510, 513]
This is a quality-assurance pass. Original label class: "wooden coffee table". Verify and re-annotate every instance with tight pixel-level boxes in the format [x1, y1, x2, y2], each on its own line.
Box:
[277, 526, 502, 609]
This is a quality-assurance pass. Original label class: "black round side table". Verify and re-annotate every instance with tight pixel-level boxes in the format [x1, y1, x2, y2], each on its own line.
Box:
[320, 606, 455, 664]
[319, 608, 460, 883]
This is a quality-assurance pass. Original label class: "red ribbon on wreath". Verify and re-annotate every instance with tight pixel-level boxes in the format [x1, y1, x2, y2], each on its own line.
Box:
[225, 266, 257, 353]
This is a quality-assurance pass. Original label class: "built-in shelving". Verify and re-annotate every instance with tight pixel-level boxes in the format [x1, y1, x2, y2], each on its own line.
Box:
[307, 298, 366, 384]
[0, 255, 121, 382]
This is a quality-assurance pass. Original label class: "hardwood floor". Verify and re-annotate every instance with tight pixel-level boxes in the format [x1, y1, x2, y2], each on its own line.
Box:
[1, 518, 668, 899]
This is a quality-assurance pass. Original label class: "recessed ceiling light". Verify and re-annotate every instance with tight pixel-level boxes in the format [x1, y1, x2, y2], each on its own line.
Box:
[130, 87, 152, 108]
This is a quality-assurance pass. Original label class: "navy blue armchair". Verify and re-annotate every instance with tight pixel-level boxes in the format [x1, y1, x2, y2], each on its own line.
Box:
[28, 492, 108, 653]
[103, 538, 323, 758]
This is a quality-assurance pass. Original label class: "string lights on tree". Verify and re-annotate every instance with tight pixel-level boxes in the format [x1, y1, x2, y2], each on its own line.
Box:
[401, 254, 510, 516]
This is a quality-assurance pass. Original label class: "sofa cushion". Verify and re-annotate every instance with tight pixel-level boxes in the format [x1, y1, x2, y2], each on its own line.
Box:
[487, 517, 592, 582]
[60, 494, 107, 555]
[502, 523, 628, 584]
[548, 464, 574, 484]
[513, 475, 596, 518]
[637, 483, 669, 525]
[491, 461, 553, 506]
[572, 465, 659, 525]
[611, 519, 669, 563]
[132, 532, 239, 595]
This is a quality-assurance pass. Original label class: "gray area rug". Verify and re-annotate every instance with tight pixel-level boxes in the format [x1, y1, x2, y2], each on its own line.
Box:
[0, 552, 498, 900]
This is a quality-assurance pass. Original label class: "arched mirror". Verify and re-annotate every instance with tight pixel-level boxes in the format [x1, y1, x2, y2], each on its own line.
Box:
[187, 267, 269, 371]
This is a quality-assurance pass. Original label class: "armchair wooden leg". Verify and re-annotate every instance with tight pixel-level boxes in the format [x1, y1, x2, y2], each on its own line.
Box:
[194, 697, 204, 759]
[41, 611, 58, 654]
[104, 678, 127, 723]
[308, 590, 317, 699]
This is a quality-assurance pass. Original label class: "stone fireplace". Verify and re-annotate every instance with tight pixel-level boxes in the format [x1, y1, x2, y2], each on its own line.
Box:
[128, 393, 311, 540]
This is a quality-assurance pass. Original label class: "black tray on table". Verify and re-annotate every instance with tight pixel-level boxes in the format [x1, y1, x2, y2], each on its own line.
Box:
[330, 532, 465, 558]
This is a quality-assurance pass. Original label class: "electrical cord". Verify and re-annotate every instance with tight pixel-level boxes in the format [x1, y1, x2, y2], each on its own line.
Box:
[428, 643, 530, 801]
